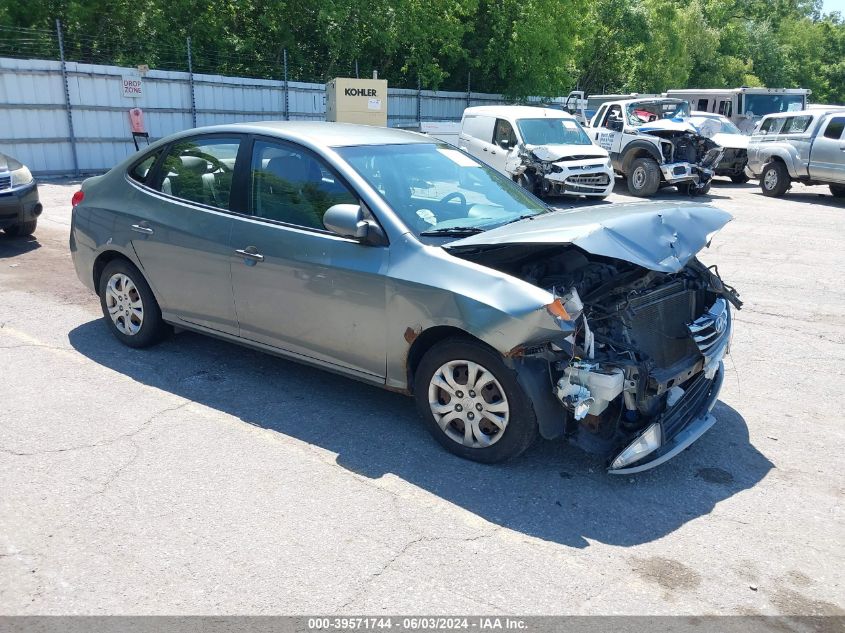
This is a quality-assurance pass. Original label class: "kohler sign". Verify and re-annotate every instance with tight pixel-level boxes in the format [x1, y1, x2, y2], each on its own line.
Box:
[344, 88, 378, 97]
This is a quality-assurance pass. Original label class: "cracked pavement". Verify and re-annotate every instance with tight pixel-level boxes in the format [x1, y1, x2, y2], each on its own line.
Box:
[0, 179, 843, 615]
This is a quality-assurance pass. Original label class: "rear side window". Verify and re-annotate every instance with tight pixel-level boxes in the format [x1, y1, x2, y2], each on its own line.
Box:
[128, 151, 159, 184]
[823, 117, 845, 140]
[157, 138, 241, 210]
[696, 98, 709, 111]
[249, 140, 357, 230]
[718, 100, 732, 117]
[782, 115, 813, 134]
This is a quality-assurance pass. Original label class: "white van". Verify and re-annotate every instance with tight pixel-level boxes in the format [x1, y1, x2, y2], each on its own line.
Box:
[459, 105, 615, 199]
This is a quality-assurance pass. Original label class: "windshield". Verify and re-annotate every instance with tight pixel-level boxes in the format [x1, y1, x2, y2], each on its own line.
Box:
[516, 118, 592, 146]
[626, 100, 690, 125]
[743, 94, 805, 117]
[336, 143, 548, 237]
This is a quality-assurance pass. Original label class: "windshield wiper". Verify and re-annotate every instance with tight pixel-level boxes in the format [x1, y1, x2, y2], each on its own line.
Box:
[420, 226, 486, 236]
[500, 213, 538, 227]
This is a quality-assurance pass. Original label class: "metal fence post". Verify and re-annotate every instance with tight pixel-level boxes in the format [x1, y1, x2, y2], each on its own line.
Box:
[56, 19, 80, 177]
[417, 76, 422, 126]
[186, 37, 197, 127]
[283, 48, 289, 121]
[466, 71, 471, 110]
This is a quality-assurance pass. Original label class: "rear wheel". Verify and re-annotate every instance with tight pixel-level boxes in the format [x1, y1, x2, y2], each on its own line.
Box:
[626, 158, 661, 197]
[761, 161, 790, 197]
[98, 259, 169, 348]
[830, 184, 845, 198]
[414, 337, 537, 463]
[3, 219, 37, 237]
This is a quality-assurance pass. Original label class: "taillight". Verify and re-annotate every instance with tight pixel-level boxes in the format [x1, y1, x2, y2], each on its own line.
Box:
[71, 190, 84, 207]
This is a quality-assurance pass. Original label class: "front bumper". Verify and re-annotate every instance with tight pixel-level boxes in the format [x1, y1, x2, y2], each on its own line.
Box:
[0, 181, 41, 229]
[608, 362, 724, 474]
[659, 162, 714, 185]
[545, 161, 615, 197]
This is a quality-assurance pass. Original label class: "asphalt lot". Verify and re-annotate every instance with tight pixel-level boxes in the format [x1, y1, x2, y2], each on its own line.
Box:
[1, 176, 843, 615]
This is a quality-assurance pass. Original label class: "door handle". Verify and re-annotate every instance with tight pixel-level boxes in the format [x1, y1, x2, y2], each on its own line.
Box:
[130, 223, 154, 235]
[235, 247, 265, 263]
[482, 147, 488, 152]
[491, 150, 497, 155]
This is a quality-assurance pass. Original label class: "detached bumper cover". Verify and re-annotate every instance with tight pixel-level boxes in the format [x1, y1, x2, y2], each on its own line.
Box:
[0, 181, 41, 229]
[608, 362, 724, 474]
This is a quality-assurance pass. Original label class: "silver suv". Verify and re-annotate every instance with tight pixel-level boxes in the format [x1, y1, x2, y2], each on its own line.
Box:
[746, 109, 845, 198]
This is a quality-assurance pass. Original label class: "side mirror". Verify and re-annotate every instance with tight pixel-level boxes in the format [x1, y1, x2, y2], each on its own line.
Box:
[498, 139, 511, 150]
[609, 118, 624, 132]
[323, 204, 369, 240]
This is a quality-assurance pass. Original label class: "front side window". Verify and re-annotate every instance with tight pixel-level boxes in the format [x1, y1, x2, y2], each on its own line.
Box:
[493, 119, 517, 149]
[158, 137, 240, 209]
[823, 117, 845, 140]
[516, 118, 592, 146]
[337, 142, 548, 238]
[250, 140, 357, 230]
[626, 100, 689, 126]
[756, 117, 785, 135]
[129, 151, 160, 184]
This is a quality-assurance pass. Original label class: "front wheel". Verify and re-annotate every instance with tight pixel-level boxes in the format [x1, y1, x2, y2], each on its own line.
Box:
[830, 184, 845, 198]
[413, 338, 538, 463]
[678, 181, 711, 196]
[731, 172, 750, 184]
[98, 259, 169, 348]
[626, 158, 661, 197]
[761, 161, 790, 197]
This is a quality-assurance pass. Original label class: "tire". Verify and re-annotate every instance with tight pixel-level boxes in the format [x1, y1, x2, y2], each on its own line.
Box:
[830, 184, 845, 198]
[413, 337, 538, 463]
[730, 172, 750, 184]
[678, 181, 711, 196]
[3, 219, 37, 237]
[626, 158, 661, 197]
[517, 171, 537, 196]
[760, 161, 790, 197]
[97, 258, 168, 348]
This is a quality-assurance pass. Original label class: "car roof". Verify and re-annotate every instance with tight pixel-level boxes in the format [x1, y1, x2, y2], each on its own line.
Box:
[759, 109, 820, 119]
[166, 121, 435, 148]
[607, 98, 685, 107]
[690, 111, 726, 119]
[463, 105, 576, 120]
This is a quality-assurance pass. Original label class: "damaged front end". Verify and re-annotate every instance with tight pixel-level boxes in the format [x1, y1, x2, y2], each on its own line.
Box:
[638, 121, 724, 192]
[447, 204, 741, 473]
[505, 144, 614, 198]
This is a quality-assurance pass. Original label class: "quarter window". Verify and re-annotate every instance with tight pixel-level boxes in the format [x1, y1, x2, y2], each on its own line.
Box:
[250, 140, 357, 230]
[158, 137, 241, 210]
[757, 117, 784, 135]
[129, 151, 160, 184]
[823, 117, 845, 140]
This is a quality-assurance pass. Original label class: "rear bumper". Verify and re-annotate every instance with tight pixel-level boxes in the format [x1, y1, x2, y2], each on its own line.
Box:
[607, 362, 724, 474]
[0, 182, 41, 229]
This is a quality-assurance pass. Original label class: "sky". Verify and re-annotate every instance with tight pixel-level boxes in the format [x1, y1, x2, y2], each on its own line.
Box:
[822, 0, 845, 13]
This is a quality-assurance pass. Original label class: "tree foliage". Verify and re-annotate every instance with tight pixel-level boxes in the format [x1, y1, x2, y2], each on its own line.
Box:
[0, 0, 842, 102]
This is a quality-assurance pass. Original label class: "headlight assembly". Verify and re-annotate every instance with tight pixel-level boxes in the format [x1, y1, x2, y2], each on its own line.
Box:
[10, 165, 33, 187]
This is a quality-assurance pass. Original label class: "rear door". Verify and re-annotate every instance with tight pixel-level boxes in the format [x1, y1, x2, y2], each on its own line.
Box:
[124, 134, 245, 335]
[459, 115, 495, 163]
[228, 137, 389, 379]
[809, 115, 845, 183]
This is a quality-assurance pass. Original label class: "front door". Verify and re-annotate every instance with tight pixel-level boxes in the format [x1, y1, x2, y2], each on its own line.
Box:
[125, 134, 244, 335]
[489, 118, 517, 173]
[810, 115, 845, 183]
[229, 138, 389, 379]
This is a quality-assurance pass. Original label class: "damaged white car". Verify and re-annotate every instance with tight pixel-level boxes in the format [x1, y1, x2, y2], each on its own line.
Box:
[588, 98, 724, 197]
[459, 106, 615, 199]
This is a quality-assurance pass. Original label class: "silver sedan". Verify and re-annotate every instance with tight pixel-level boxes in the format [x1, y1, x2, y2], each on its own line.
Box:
[69, 122, 741, 472]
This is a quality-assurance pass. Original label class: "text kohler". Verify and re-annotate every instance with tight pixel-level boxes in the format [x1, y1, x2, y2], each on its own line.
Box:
[344, 88, 378, 96]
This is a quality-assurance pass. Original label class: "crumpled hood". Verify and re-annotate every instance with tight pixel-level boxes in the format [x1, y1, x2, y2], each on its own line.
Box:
[709, 132, 748, 150]
[0, 152, 24, 172]
[526, 143, 609, 162]
[637, 119, 698, 135]
[445, 202, 732, 273]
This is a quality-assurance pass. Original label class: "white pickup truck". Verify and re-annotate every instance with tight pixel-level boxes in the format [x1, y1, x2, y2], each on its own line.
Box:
[746, 109, 845, 198]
